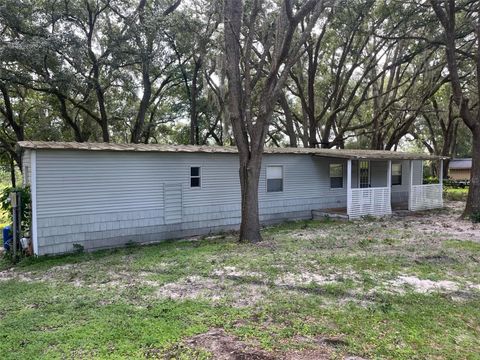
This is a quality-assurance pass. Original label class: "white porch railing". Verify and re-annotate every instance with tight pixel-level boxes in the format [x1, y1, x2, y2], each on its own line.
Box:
[348, 187, 392, 219]
[409, 184, 443, 211]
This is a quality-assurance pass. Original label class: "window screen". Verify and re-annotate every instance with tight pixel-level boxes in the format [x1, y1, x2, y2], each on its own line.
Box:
[392, 163, 402, 185]
[329, 163, 343, 188]
[190, 167, 201, 187]
[267, 166, 283, 192]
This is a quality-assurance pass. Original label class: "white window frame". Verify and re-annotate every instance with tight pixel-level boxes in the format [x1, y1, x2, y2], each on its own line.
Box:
[329, 163, 344, 189]
[190, 166, 202, 188]
[266, 165, 284, 193]
[391, 162, 402, 186]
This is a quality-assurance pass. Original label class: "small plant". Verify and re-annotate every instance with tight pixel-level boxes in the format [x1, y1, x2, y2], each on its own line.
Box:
[72, 243, 84, 254]
[125, 240, 138, 249]
[470, 211, 480, 223]
[361, 214, 376, 222]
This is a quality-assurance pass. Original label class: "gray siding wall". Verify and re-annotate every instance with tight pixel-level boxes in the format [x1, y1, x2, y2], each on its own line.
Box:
[34, 150, 350, 255]
[391, 160, 423, 204]
[370, 160, 388, 187]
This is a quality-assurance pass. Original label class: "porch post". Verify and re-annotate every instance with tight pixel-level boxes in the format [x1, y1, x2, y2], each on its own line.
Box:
[439, 159, 443, 184]
[387, 160, 392, 212]
[439, 159, 444, 206]
[387, 160, 392, 188]
[347, 159, 352, 217]
[408, 160, 414, 211]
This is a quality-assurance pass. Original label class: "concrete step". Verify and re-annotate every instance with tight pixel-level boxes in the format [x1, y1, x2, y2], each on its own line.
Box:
[312, 210, 349, 221]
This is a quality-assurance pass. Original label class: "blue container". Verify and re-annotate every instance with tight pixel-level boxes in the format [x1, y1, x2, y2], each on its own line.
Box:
[3, 225, 12, 251]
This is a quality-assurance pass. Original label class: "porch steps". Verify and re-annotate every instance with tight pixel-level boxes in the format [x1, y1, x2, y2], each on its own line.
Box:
[312, 210, 350, 221]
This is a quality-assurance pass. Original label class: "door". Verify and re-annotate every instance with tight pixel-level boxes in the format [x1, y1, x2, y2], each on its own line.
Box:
[359, 161, 370, 188]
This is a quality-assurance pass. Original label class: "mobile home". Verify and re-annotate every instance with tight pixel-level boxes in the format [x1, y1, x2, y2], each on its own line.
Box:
[18, 141, 446, 255]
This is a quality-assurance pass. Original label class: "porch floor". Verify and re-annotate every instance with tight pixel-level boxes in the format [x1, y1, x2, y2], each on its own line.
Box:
[312, 208, 349, 221]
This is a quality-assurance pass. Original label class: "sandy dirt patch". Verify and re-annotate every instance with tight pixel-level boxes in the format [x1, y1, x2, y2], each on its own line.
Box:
[212, 266, 263, 278]
[155, 275, 269, 307]
[387, 275, 480, 296]
[393, 202, 480, 241]
[180, 328, 365, 360]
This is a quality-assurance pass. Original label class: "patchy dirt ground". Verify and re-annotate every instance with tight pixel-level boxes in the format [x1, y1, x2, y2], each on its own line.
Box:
[1, 201, 479, 359]
[180, 328, 349, 360]
[392, 201, 480, 240]
[1, 202, 479, 304]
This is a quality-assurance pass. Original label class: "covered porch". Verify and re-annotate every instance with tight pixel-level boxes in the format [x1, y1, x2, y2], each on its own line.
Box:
[312, 150, 446, 220]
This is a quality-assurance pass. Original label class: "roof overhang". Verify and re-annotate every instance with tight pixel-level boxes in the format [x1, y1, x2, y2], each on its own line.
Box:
[16, 141, 448, 161]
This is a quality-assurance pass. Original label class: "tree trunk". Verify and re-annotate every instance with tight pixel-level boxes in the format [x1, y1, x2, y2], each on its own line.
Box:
[278, 94, 297, 147]
[190, 58, 202, 145]
[58, 95, 84, 142]
[238, 154, 262, 242]
[10, 156, 16, 188]
[131, 65, 152, 143]
[464, 127, 480, 216]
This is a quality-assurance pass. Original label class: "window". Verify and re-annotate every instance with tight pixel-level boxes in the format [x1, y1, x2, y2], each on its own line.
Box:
[329, 163, 343, 188]
[359, 161, 370, 188]
[267, 165, 283, 192]
[190, 167, 201, 187]
[392, 163, 402, 185]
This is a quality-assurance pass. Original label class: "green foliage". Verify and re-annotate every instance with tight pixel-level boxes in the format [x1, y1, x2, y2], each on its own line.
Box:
[72, 243, 85, 254]
[470, 212, 480, 223]
[0, 186, 31, 234]
[423, 176, 439, 184]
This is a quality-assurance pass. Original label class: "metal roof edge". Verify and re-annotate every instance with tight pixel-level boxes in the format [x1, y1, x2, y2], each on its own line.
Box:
[16, 141, 448, 160]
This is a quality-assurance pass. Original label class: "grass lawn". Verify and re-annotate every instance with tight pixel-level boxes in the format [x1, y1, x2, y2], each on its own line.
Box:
[1, 201, 479, 359]
[443, 186, 469, 202]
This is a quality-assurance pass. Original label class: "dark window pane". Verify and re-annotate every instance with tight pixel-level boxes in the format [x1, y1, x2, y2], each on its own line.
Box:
[392, 175, 402, 186]
[330, 177, 343, 188]
[392, 163, 402, 176]
[329, 164, 343, 178]
[267, 178, 283, 192]
[191, 177, 200, 187]
[191, 167, 200, 177]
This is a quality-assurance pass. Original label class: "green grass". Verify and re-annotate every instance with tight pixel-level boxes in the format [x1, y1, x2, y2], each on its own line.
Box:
[1, 205, 480, 359]
[444, 187, 469, 201]
[444, 239, 480, 253]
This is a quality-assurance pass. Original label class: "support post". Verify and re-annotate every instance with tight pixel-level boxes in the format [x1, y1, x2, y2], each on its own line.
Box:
[347, 159, 352, 217]
[387, 160, 392, 212]
[31, 150, 38, 256]
[408, 160, 414, 211]
[439, 159, 443, 184]
[387, 160, 392, 188]
[439, 159, 444, 207]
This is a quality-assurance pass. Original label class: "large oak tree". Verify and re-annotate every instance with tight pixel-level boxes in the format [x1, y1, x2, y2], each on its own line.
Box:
[224, 0, 326, 242]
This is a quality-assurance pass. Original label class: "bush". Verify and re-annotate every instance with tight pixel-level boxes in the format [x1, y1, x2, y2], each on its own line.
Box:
[470, 212, 480, 223]
[0, 186, 31, 236]
[423, 176, 439, 184]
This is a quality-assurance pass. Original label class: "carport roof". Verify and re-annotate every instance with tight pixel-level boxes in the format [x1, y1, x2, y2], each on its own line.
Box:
[17, 141, 448, 160]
